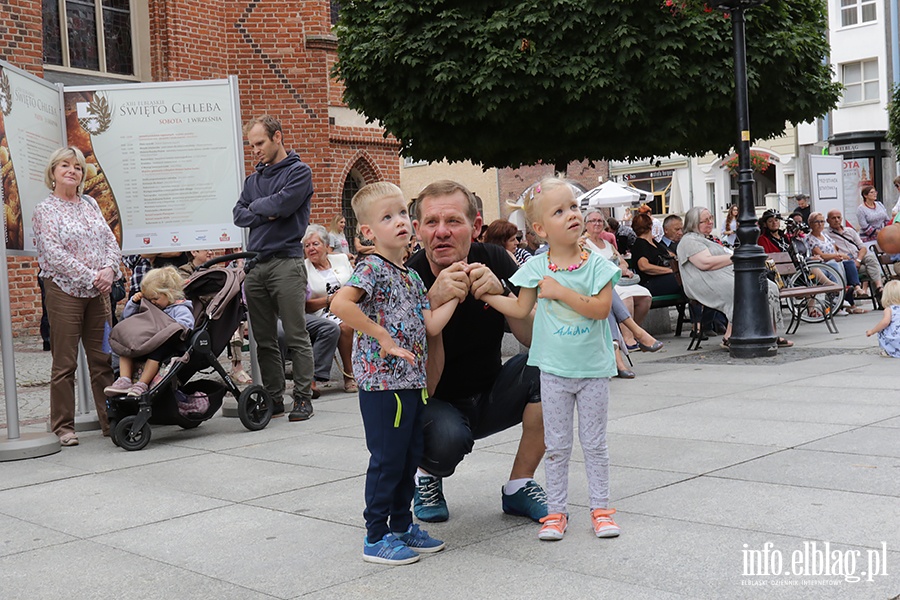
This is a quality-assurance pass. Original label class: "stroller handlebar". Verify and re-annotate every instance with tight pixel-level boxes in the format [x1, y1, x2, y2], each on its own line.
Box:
[199, 252, 258, 270]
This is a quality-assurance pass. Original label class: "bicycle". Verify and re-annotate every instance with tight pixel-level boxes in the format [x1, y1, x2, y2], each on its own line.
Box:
[781, 221, 846, 323]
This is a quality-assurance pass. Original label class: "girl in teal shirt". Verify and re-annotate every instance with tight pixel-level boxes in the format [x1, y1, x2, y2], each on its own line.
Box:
[483, 177, 622, 542]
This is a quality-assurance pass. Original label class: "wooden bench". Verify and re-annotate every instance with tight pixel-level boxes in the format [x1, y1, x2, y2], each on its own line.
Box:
[768, 252, 843, 334]
[625, 256, 688, 336]
[650, 293, 689, 337]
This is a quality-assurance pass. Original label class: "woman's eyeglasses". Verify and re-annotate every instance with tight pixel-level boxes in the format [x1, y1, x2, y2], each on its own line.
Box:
[585, 219, 604, 225]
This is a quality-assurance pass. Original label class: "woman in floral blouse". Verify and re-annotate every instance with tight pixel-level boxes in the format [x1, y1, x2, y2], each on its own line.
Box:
[33, 147, 121, 446]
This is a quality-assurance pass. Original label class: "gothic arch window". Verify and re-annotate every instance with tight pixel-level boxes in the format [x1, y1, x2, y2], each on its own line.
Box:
[330, 1, 341, 26]
[341, 167, 366, 242]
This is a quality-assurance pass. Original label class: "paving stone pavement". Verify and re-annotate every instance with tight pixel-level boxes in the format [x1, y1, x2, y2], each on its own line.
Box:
[1, 311, 899, 599]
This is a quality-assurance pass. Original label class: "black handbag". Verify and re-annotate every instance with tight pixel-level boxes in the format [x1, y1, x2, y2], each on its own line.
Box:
[110, 277, 127, 304]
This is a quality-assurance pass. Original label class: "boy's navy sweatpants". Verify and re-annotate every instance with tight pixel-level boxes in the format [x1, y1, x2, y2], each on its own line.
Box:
[360, 388, 426, 543]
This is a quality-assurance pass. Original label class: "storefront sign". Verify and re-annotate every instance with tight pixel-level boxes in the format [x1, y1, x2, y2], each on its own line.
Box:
[830, 142, 875, 154]
[621, 169, 674, 181]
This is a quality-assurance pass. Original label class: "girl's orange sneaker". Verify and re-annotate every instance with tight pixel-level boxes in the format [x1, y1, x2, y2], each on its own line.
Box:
[538, 513, 568, 541]
[591, 508, 621, 538]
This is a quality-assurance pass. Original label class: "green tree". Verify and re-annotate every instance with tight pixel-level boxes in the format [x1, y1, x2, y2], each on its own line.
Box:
[335, 0, 841, 170]
[888, 83, 900, 152]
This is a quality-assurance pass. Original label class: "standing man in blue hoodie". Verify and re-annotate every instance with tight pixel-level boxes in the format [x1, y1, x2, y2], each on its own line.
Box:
[233, 115, 315, 421]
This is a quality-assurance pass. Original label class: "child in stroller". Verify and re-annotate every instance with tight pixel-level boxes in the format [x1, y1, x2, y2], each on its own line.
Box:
[106, 253, 273, 451]
[105, 266, 195, 398]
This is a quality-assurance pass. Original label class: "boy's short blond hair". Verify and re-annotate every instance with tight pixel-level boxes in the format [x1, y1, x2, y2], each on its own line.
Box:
[523, 177, 574, 227]
[351, 181, 404, 224]
[141, 266, 186, 303]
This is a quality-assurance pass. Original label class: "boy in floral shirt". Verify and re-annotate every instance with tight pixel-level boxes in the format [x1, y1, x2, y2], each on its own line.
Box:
[331, 182, 458, 565]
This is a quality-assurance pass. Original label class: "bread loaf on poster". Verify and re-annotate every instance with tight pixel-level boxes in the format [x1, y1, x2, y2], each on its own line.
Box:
[64, 92, 122, 246]
[0, 136, 23, 250]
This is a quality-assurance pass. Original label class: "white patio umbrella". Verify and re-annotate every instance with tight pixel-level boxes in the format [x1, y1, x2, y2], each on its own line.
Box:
[507, 208, 527, 232]
[576, 180, 651, 209]
[668, 173, 685, 215]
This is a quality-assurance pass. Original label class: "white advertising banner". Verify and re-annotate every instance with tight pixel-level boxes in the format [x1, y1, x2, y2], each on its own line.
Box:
[808, 155, 844, 223]
[840, 156, 875, 225]
[63, 78, 243, 254]
[0, 61, 65, 254]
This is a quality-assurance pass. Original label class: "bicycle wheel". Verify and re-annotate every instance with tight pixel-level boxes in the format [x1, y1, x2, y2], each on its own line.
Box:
[786, 262, 845, 323]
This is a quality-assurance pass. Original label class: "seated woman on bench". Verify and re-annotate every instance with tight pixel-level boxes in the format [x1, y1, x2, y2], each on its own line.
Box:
[631, 213, 682, 297]
[676, 207, 791, 350]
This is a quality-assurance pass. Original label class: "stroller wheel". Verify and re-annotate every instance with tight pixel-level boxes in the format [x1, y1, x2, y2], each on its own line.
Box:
[115, 415, 151, 451]
[238, 384, 273, 431]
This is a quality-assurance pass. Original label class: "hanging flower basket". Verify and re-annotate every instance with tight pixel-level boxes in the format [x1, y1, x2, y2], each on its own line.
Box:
[723, 151, 771, 176]
[661, 0, 729, 19]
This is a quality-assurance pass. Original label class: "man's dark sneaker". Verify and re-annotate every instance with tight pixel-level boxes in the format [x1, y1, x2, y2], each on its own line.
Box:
[413, 475, 448, 522]
[502, 480, 548, 522]
[288, 398, 314, 421]
[272, 399, 285, 417]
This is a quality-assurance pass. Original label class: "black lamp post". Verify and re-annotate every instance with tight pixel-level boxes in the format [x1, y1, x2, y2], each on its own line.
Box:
[719, 0, 775, 358]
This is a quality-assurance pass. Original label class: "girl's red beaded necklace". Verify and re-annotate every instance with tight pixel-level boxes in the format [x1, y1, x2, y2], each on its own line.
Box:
[547, 248, 590, 273]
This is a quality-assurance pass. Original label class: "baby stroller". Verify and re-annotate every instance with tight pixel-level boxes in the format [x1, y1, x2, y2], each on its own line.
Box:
[106, 252, 273, 451]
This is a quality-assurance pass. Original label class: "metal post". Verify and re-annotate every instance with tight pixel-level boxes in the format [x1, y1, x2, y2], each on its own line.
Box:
[247, 320, 262, 384]
[721, 0, 776, 358]
[0, 245, 60, 460]
[76, 342, 91, 413]
[73, 342, 101, 431]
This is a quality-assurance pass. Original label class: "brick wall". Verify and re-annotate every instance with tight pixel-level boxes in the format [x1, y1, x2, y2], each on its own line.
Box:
[0, 0, 43, 73]
[1, 0, 400, 336]
[498, 160, 610, 210]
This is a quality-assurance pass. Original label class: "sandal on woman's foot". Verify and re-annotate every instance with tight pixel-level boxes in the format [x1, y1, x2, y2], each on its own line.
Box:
[847, 306, 869, 314]
[343, 378, 358, 393]
[624, 343, 640, 352]
[776, 337, 793, 348]
[231, 369, 252, 385]
[59, 433, 79, 446]
[720, 338, 730, 350]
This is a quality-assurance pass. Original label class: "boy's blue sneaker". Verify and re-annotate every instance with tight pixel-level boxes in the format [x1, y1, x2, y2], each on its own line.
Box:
[362, 533, 419, 565]
[501, 480, 548, 522]
[414, 475, 449, 522]
[394, 523, 446, 553]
